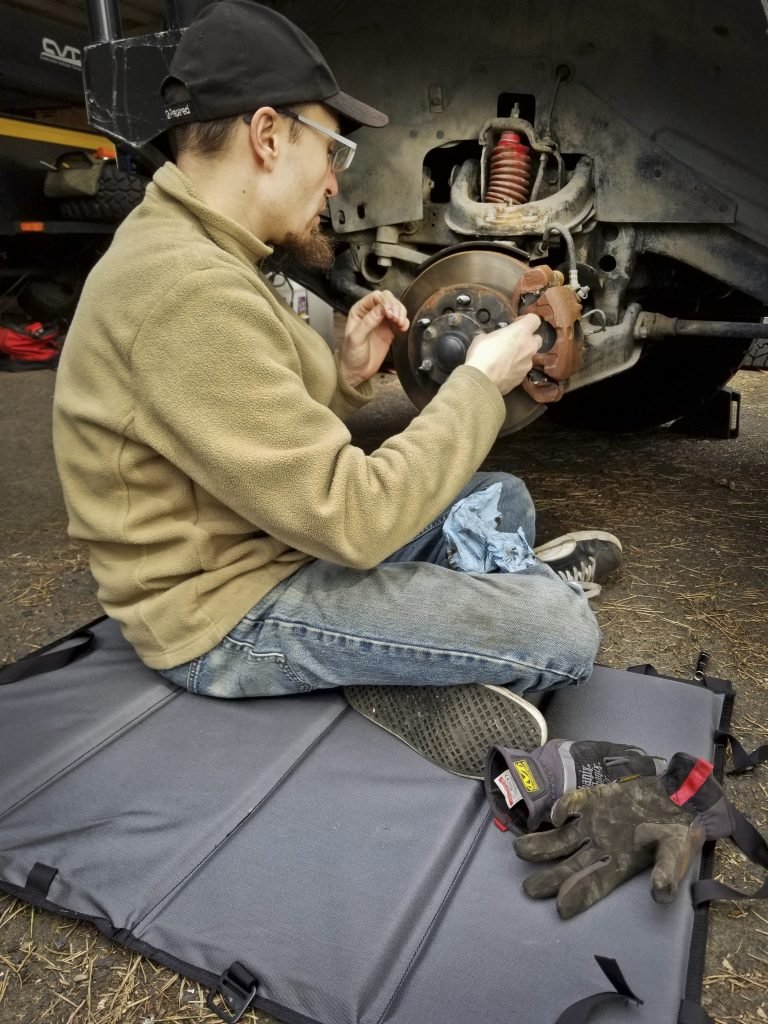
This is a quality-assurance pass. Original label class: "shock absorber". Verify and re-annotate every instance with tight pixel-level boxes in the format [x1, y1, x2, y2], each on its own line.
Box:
[484, 131, 532, 204]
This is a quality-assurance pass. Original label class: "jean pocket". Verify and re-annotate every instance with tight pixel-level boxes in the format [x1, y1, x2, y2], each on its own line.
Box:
[195, 636, 311, 698]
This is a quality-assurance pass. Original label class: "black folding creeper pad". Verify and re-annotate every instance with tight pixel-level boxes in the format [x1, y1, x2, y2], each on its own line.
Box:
[0, 618, 734, 1024]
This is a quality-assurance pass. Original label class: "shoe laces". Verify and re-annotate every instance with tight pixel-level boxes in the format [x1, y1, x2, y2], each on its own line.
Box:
[557, 556, 597, 583]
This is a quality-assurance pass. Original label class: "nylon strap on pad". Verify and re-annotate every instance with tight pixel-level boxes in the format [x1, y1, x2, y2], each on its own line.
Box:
[554, 956, 642, 1023]
[25, 862, 58, 900]
[692, 802, 768, 906]
[206, 962, 259, 1023]
[715, 730, 768, 775]
[0, 629, 95, 685]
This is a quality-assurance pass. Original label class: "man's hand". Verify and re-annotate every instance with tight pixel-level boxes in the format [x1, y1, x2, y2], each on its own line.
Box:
[464, 314, 541, 395]
[338, 290, 409, 389]
[462, 311, 540, 395]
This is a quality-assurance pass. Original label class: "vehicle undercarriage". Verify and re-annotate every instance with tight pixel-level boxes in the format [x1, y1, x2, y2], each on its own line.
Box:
[61, 0, 768, 429]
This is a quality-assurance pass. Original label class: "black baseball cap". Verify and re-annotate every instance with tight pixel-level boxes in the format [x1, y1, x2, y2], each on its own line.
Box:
[160, 0, 388, 133]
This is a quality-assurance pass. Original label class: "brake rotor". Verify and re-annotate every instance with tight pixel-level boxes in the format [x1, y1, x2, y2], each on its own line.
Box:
[393, 250, 545, 434]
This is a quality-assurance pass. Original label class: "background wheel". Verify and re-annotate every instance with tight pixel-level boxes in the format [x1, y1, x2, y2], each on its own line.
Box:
[549, 336, 751, 431]
[17, 274, 83, 322]
[742, 337, 768, 370]
[59, 164, 148, 223]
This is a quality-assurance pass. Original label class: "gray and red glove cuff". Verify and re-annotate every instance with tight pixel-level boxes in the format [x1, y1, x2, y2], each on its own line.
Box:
[485, 739, 666, 834]
[661, 752, 737, 840]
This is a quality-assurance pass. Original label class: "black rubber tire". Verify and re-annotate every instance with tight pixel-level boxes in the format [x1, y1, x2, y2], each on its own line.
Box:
[742, 338, 768, 370]
[549, 336, 751, 432]
[17, 275, 83, 322]
[58, 165, 148, 223]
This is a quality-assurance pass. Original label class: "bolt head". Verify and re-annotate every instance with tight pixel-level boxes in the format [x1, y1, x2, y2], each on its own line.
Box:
[418, 359, 434, 372]
[417, 317, 432, 328]
[456, 294, 471, 306]
[496, 321, 509, 329]
[423, 327, 437, 341]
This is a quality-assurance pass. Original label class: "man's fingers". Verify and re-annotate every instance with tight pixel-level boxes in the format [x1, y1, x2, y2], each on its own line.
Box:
[516, 312, 542, 331]
[366, 304, 386, 323]
[352, 290, 408, 331]
[376, 290, 409, 330]
[383, 306, 409, 331]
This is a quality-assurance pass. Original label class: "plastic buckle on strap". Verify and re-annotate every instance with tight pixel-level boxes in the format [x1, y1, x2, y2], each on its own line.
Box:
[206, 962, 258, 1023]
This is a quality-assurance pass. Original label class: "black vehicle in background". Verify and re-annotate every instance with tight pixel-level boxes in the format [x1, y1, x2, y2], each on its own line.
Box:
[0, 1, 149, 322]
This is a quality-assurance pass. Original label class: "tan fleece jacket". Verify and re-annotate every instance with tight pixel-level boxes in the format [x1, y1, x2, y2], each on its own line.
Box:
[52, 163, 506, 669]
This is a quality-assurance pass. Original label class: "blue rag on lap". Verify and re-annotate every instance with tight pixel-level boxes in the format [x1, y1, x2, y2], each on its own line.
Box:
[443, 482, 536, 573]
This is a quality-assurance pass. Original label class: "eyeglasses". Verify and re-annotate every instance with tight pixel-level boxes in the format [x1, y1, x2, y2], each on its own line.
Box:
[243, 108, 357, 172]
[278, 108, 357, 172]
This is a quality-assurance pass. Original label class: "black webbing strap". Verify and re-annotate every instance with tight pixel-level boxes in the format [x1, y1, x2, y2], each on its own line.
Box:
[626, 662, 733, 695]
[24, 862, 58, 900]
[0, 628, 95, 685]
[692, 800, 768, 907]
[205, 962, 259, 1023]
[715, 730, 768, 775]
[626, 663, 659, 676]
[687, 730, 768, 906]
[554, 956, 642, 1023]
[678, 998, 715, 1023]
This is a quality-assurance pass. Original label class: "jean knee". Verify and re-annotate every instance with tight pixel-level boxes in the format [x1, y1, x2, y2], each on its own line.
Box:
[530, 578, 601, 684]
[560, 588, 602, 679]
[478, 471, 536, 540]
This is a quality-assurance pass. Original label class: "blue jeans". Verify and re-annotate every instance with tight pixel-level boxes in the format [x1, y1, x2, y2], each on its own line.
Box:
[159, 472, 601, 698]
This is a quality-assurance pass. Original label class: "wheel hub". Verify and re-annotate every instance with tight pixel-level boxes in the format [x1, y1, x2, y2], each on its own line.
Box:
[393, 250, 545, 434]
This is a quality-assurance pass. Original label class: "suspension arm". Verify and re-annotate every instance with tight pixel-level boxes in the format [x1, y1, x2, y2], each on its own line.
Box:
[635, 313, 768, 340]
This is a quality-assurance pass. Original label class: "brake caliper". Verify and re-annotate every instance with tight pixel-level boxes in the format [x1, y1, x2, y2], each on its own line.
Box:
[512, 266, 583, 403]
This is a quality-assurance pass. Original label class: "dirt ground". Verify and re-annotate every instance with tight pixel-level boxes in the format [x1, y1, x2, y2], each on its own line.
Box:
[0, 366, 766, 1024]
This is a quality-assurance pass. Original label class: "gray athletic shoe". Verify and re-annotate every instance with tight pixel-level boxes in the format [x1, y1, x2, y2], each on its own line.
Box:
[342, 683, 547, 780]
[534, 530, 623, 598]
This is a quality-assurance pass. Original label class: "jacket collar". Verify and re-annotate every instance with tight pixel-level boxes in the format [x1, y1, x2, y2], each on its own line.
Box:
[152, 162, 273, 267]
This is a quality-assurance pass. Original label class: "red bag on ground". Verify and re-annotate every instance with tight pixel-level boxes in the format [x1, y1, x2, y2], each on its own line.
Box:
[0, 321, 63, 370]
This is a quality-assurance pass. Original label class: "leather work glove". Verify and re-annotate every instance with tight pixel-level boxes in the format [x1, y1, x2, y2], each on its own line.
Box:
[485, 739, 665, 834]
[514, 753, 736, 919]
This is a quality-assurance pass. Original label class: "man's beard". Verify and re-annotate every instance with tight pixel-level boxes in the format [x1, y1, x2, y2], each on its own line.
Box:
[279, 225, 335, 271]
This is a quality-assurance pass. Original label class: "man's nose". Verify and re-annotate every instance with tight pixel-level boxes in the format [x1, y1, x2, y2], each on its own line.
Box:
[325, 165, 339, 198]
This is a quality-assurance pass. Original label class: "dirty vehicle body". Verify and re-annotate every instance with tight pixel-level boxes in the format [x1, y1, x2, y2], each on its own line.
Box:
[83, 0, 768, 430]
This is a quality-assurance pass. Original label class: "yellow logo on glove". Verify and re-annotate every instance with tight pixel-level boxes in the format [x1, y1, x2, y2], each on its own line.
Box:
[514, 759, 540, 793]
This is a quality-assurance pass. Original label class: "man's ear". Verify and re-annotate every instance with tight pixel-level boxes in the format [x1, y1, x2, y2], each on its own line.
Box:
[248, 107, 281, 170]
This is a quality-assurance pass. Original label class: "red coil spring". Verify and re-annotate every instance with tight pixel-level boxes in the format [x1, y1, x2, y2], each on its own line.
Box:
[484, 131, 531, 205]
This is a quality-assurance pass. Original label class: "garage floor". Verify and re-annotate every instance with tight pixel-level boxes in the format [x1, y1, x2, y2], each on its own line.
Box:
[0, 367, 766, 1024]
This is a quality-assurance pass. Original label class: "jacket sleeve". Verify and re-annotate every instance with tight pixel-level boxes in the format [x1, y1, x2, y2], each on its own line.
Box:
[131, 267, 507, 569]
[329, 349, 376, 419]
